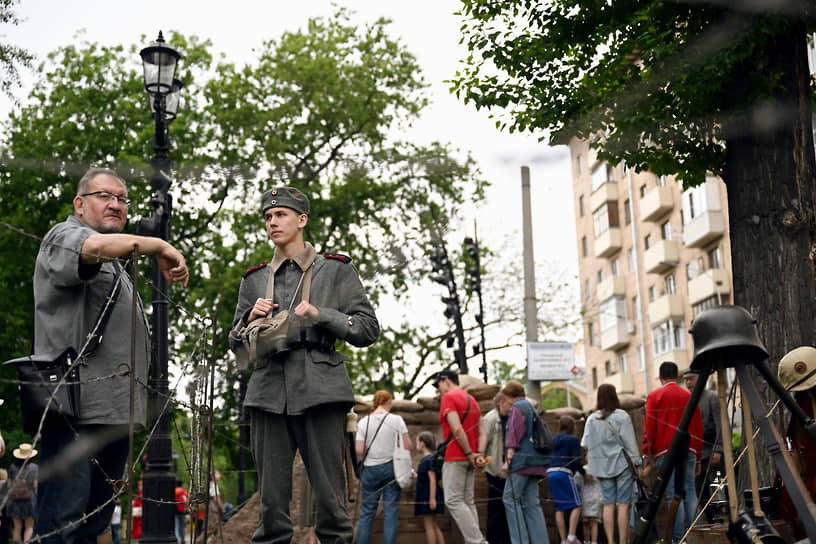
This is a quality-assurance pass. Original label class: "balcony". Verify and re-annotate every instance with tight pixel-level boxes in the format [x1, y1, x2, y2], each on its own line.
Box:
[644, 239, 680, 274]
[594, 228, 622, 258]
[604, 372, 634, 394]
[648, 293, 684, 323]
[600, 321, 631, 351]
[597, 275, 626, 302]
[640, 186, 674, 222]
[590, 181, 618, 212]
[688, 268, 731, 305]
[654, 349, 689, 369]
[683, 210, 726, 248]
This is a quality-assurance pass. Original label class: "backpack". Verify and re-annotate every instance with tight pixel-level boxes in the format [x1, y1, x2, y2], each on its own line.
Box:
[530, 411, 554, 454]
[9, 466, 30, 501]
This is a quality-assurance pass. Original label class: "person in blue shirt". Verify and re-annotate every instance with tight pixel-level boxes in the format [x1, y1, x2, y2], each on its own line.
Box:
[547, 415, 585, 544]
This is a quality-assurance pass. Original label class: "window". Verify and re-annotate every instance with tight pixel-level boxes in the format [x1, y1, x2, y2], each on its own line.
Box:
[579, 195, 585, 217]
[708, 246, 722, 269]
[584, 278, 592, 300]
[681, 176, 722, 225]
[644, 233, 653, 250]
[592, 367, 598, 389]
[600, 296, 627, 331]
[637, 345, 645, 370]
[593, 202, 620, 238]
[632, 295, 641, 321]
[611, 258, 620, 276]
[648, 285, 657, 302]
[657, 175, 667, 186]
[624, 198, 632, 225]
[576, 154, 582, 175]
[597, 268, 605, 284]
[604, 360, 611, 376]
[619, 353, 628, 373]
[665, 273, 676, 295]
[661, 221, 672, 240]
[588, 322, 598, 346]
[591, 162, 615, 191]
[581, 236, 588, 257]
[628, 248, 635, 272]
[652, 319, 685, 356]
[640, 185, 647, 198]
[693, 295, 727, 317]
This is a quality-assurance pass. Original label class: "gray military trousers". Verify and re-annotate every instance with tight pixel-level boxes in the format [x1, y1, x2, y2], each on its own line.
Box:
[249, 404, 352, 544]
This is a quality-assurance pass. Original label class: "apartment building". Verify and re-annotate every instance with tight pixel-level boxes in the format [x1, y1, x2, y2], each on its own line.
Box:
[568, 138, 732, 397]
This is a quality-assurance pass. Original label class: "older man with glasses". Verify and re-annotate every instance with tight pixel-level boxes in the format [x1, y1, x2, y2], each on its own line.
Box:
[32, 167, 188, 543]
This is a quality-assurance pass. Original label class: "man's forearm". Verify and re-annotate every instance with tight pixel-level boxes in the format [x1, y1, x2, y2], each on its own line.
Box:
[81, 233, 168, 263]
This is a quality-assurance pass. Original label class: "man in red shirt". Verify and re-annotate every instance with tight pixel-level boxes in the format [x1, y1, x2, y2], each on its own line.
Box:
[643, 362, 704, 543]
[434, 369, 487, 544]
[174, 481, 188, 544]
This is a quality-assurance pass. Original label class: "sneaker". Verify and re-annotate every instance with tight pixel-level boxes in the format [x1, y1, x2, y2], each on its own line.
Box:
[565, 537, 581, 544]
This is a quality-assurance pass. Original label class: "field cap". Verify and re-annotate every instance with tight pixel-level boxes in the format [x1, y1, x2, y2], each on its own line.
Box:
[261, 186, 310, 215]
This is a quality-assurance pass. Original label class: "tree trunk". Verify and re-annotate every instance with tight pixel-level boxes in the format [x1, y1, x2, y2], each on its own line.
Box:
[723, 21, 816, 491]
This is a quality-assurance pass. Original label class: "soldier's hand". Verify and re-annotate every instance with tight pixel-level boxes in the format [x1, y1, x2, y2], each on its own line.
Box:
[294, 301, 319, 322]
[248, 298, 277, 322]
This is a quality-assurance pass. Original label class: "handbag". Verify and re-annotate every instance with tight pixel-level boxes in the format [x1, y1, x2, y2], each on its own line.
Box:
[356, 412, 390, 478]
[230, 261, 313, 370]
[393, 431, 413, 489]
[5, 263, 123, 435]
[432, 394, 472, 474]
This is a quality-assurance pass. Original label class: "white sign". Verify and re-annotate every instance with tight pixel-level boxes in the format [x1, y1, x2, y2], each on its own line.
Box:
[527, 342, 575, 381]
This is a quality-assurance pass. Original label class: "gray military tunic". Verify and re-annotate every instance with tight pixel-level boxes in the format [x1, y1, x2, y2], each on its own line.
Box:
[33, 215, 149, 427]
[230, 242, 379, 414]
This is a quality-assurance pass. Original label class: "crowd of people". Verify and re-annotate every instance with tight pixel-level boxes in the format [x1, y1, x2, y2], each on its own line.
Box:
[4, 170, 804, 544]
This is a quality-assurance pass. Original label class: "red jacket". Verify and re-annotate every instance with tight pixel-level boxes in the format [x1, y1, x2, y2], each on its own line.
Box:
[643, 381, 704, 460]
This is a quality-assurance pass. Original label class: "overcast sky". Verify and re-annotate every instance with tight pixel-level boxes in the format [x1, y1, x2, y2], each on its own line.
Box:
[0, 0, 580, 373]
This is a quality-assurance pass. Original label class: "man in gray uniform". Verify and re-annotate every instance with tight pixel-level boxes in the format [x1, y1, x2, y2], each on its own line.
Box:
[230, 187, 379, 543]
[33, 167, 188, 543]
[682, 367, 723, 522]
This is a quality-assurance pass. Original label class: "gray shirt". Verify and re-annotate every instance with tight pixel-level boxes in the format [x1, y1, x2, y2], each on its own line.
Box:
[581, 408, 641, 479]
[699, 387, 723, 458]
[34, 216, 149, 426]
[230, 242, 379, 415]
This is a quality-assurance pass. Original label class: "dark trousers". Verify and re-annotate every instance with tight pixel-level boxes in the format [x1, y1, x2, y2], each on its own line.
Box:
[35, 422, 129, 544]
[250, 405, 352, 544]
[695, 456, 720, 523]
[486, 473, 511, 544]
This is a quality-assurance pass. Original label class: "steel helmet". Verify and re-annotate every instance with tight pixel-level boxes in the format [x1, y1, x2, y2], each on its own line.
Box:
[689, 305, 767, 370]
[778, 346, 816, 392]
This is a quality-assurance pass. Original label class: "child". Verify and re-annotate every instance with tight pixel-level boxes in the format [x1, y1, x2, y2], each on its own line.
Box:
[414, 431, 445, 544]
[580, 464, 601, 544]
[548, 415, 584, 544]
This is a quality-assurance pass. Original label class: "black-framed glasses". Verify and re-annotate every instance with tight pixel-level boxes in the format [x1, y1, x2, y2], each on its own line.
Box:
[80, 191, 131, 206]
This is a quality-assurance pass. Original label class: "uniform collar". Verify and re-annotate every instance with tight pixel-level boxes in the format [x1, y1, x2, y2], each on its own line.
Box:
[270, 241, 316, 273]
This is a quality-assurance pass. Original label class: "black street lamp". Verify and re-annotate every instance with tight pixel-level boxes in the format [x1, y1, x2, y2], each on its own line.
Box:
[138, 31, 182, 544]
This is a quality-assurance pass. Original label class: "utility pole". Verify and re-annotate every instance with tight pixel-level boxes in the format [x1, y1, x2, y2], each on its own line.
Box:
[521, 166, 540, 402]
[464, 230, 488, 382]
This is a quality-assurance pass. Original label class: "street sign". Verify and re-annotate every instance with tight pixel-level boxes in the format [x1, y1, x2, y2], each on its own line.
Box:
[527, 342, 575, 381]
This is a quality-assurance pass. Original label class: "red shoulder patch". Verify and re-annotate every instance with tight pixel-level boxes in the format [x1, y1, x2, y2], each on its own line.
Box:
[243, 262, 267, 278]
[323, 252, 351, 264]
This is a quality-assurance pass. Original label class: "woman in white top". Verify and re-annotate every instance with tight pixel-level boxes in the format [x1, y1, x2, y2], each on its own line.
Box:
[355, 390, 411, 544]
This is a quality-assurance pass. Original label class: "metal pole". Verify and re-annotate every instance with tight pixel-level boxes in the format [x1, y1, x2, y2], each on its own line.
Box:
[141, 92, 177, 544]
[521, 166, 540, 401]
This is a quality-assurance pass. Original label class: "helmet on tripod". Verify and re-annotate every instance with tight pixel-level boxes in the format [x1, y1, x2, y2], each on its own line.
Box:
[778, 346, 816, 392]
[689, 305, 768, 370]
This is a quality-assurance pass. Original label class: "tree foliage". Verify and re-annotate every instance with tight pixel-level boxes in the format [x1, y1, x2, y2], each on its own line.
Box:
[0, 0, 33, 98]
[0, 10, 486, 460]
[453, 1, 815, 187]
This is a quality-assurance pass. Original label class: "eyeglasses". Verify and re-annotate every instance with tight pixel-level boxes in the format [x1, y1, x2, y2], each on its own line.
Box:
[80, 191, 131, 207]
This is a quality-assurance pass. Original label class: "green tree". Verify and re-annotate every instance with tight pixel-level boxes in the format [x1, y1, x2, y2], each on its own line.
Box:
[0, 0, 33, 98]
[0, 10, 484, 443]
[453, 1, 816, 485]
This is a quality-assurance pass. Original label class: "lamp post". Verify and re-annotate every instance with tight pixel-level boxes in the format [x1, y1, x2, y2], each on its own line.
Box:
[138, 31, 182, 544]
